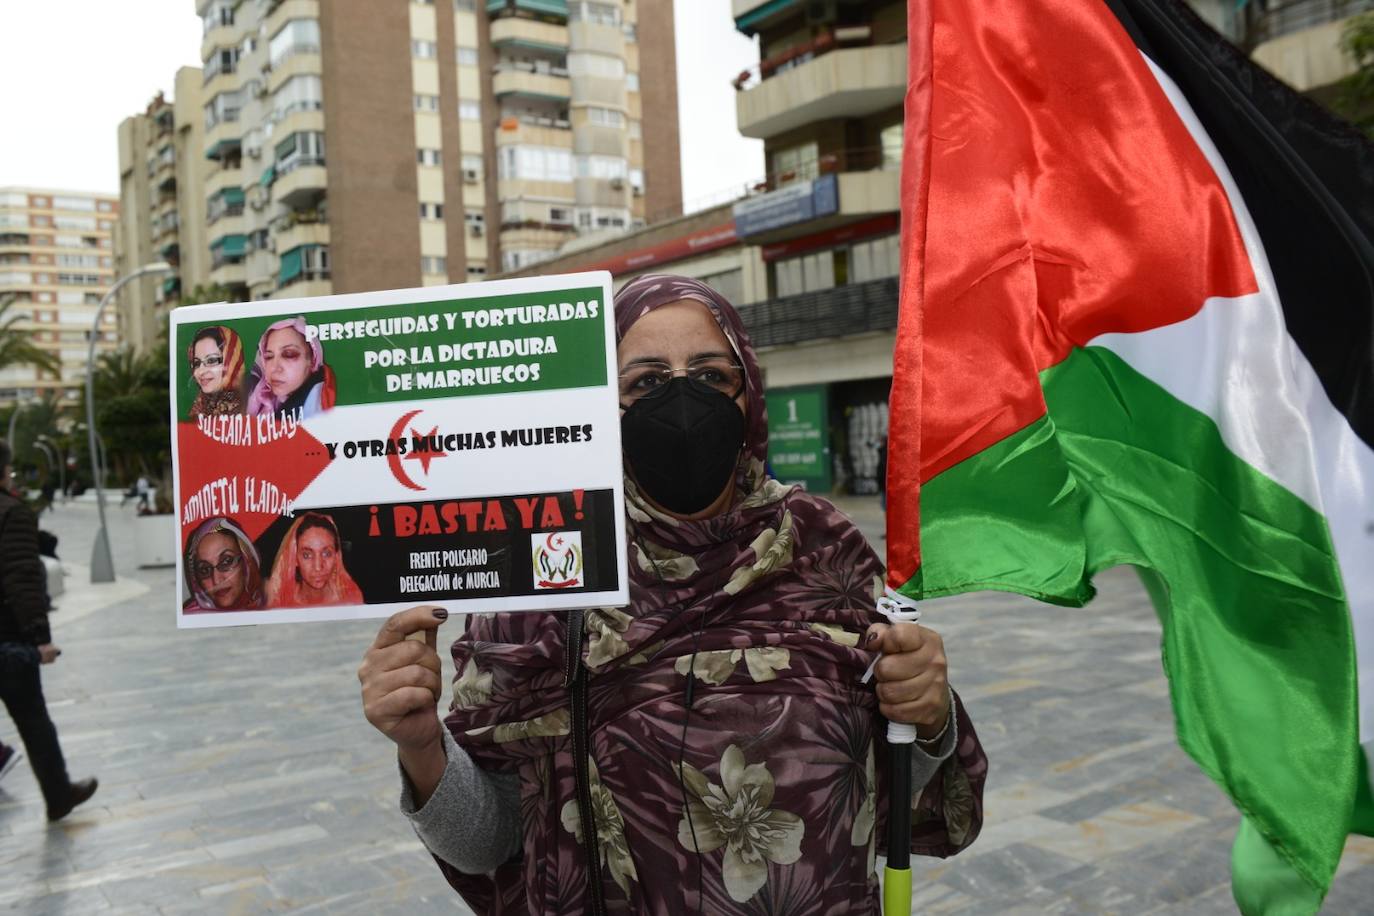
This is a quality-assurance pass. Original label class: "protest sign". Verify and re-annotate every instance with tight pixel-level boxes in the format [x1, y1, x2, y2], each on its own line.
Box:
[169, 272, 627, 627]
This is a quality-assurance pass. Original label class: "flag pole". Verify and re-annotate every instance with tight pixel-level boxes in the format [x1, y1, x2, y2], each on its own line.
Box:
[873, 590, 920, 916]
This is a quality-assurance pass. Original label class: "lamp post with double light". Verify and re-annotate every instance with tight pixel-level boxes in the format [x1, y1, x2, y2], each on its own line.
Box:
[86, 262, 171, 583]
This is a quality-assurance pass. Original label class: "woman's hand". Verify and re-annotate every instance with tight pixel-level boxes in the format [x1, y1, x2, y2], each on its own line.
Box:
[865, 622, 951, 738]
[359, 605, 449, 803]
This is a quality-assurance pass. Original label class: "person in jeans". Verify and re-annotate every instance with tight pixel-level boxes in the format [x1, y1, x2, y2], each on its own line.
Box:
[0, 441, 97, 820]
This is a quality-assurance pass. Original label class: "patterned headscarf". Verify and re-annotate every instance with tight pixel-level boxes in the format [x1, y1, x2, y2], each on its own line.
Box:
[264, 512, 364, 608]
[187, 326, 245, 416]
[435, 274, 985, 914]
[182, 516, 265, 611]
[246, 316, 337, 417]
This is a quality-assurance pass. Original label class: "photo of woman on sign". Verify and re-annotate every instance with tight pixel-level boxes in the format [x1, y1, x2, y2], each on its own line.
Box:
[265, 512, 364, 608]
[358, 275, 985, 914]
[182, 517, 266, 612]
[246, 315, 336, 420]
[187, 326, 245, 417]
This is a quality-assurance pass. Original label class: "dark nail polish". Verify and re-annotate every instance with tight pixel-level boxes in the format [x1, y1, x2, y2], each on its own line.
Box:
[433, 608, 448, 620]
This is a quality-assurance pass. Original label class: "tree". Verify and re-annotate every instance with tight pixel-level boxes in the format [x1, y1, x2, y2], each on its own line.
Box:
[1336, 12, 1374, 138]
[0, 293, 60, 377]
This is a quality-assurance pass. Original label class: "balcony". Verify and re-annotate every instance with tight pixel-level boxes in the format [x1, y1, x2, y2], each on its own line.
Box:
[495, 115, 573, 148]
[489, 15, 568, 52]
[206, 165, 244, 198]
[486, 0, 569, 22]
[1247, 0, 1373, 91]
[273, 216, 330, 255]
[731, 146, 900, 242]
[201, 67, 242, 105]
[735, 43, 906, 139]
[209, 261, 247, 289]
[201, 21, 243, 65]
[268, 47, 323, 95]
[204, 120, 241, 161]
[738, 276, 898, 349]
[265, 0, 321, 42]
[493, 63, 571, 102]
[273, 163, 328, 209]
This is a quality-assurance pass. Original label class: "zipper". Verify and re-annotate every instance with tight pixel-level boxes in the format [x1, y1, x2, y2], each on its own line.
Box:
[565, 609, 607, 916]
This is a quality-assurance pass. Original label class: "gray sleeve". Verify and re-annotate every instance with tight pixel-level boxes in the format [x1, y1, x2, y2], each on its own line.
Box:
[399, 728, 522, 873]
[909, 689, 958, 794]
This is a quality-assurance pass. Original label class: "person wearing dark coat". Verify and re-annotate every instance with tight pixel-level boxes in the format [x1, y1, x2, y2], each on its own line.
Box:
[0, 441, 97, 820]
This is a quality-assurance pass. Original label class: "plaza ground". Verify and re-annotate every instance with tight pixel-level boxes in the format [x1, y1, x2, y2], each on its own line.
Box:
[3, 497, 1372, 914]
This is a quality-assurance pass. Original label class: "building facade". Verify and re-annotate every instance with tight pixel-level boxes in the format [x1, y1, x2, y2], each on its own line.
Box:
[0, 188, 120, 404]
[116, 67, 209, 353]
[118, 0, 681, 343]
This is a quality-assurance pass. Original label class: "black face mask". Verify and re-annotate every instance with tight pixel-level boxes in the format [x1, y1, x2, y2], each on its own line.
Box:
[621, 377, 746, 516]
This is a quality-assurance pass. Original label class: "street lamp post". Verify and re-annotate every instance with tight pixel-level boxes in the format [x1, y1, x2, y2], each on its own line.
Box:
[7, 397, 29, 447]
[35, 435, 64, 501]
[86, 262, 171, 583]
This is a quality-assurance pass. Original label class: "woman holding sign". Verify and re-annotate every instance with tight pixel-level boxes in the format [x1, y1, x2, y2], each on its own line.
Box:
[359, 275, 985, 914]
[246, 315, 337, 420]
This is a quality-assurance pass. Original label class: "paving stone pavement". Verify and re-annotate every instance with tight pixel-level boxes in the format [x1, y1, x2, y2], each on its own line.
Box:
[2, 497, 1370, 914]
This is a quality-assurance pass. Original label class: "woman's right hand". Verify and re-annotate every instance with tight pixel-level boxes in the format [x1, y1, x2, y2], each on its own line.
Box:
[359, 605, 449, 802]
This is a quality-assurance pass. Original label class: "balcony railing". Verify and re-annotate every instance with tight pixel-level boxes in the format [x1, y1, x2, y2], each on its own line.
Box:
[1243, 0, 1374, 47]
[732, 25, 879, 91]
[737, 276, 898, 349]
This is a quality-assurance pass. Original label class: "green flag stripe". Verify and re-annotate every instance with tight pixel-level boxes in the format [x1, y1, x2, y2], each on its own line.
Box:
[901, 344, 1357, 893]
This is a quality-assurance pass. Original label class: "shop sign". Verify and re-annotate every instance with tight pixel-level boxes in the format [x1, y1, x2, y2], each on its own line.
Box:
[765, 385, 830, 491]
[733, 174, 839, 237]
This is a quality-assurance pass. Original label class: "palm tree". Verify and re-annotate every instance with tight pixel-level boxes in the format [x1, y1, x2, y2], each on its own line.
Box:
[0, 293, 60, 377]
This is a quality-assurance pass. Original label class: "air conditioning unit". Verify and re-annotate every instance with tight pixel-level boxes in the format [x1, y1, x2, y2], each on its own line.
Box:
[463, 170, 479, 184]
[609, 177, 624, 189]
[472, 225, 483, 237]
[247, 146, 262, 158]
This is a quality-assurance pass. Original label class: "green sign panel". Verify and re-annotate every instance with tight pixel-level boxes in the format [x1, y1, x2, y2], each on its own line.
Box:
[766, 385, 830, 492]
[173, 286, 607, 422]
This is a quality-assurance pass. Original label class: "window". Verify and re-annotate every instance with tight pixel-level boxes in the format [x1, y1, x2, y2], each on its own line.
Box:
[273, 75, 324, 120]
[205, 46, 239, 79]
[567, 52, 624, 80]
[465, 209, 485, 233]
[466, 262, 486, 277]
[54, 234, 81, 248]
[248, 228, 270, 252]
[570, 2, 621, 26]
[586, 107, 625, 128]
[414, 94, 440, 111]
[55, 254, 101, 268]
[275, 131, 326, 173]
[626, 72, 639, 92]
[417, 148, 442, 166]
[204, 88, 244, 130]
[770, 141, 819, 185]
[458, 100, 481, 121]
[56, 273, 103, 287]
[57, 291, 84, 306]
[623, 22, 637, 42]
[52, 196, 96, 212]
[774, 250, 837, 298]
[461, 154, 483, 182]
[502, 249, 550, 271]
[421, 256, 447, 274]
[574, 154, 627, 180]
[700, 269, 744, 307]
[629, 168, 644, 195]
[419, 202, 444, 220]
[850, 234, 900, 283]
[97, 200, 113, 213]
[412, 40, 437, 59]
[574, 207, 629, 229]
[207, 187, 246, 223]
[549, 206, 571, 224]
[270, 19, 321, 67]
[498, 146, 573, 182]
[455, 0, 476, 9]
[456, 47, 478, 66]
[202, 0, 233, 34]
[881, 122, 903, 171]
[31, 215, 52, 227]
[52, 216, 94, 231]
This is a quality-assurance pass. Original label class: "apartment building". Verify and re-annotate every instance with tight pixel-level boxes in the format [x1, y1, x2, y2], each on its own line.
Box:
[116, 68, 209, 353]
[0, 188, 119, 404]
[116, 0, 680, 334]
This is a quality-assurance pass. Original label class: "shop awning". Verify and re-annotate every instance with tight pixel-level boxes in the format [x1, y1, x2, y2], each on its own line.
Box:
[278, 245, 305, 284]
[210, 234, 247, 256]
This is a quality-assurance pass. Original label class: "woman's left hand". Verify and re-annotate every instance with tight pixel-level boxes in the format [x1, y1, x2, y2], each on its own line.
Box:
[865, 622, 951, 738]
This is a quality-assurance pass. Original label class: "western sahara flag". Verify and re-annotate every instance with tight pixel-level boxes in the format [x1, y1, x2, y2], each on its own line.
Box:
[888, 0, 1373, 910]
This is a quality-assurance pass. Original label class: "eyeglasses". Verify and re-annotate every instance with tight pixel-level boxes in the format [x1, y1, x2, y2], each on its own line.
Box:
[190, 354, 224, 370]
[618, 357, 745, 404]
[193, 551, 242, 581]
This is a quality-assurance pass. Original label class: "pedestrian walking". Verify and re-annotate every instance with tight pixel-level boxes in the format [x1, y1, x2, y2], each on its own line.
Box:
[359, 275, 986, 914]
[0, 442, 97, 820]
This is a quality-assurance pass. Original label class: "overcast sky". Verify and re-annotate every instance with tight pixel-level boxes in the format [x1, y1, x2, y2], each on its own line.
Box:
[0, 0, 762, 211]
